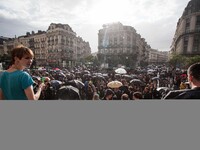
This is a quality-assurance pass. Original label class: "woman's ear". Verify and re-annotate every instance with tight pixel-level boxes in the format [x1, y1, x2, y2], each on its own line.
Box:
[14, 56, 20, 63]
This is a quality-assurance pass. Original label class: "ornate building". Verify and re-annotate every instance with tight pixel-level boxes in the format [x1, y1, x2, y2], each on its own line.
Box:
[1, 23, 91, 68]
[171, 0, 200, 56]
[98, 22, 149, 69]
[0, 36, 14, 55]
[148, 49, 169, 64]
[46, 23, 77, 67]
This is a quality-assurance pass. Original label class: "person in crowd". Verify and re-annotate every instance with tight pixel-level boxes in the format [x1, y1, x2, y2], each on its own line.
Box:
[179, 79, 187, 90]
[98, 85, 105, 99]
[0, 45, 45, 100]
[132, 91, 143, 100]
[86, 80, 96, 100]
[113, 87, 122, 100]
[93, 93, 100, 100]
[150, 83, 161, 99]
[112, 94, 118, 100]
[163, 62, 200, 99]
[121, 93, 129, 100]
[143, 86, 152, 99]
[39, 77, 54, 100]
[127, 86, 134, 100]
[119, 79, 129, 95]
[102, 89, 114, 100]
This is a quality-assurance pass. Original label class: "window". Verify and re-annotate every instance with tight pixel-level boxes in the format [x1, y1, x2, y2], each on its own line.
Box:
[185, 18, 190, 33]
[193, 35, 200, 52]
[183, 36, 189, 53]
[114, 37, 117, 44]
[196, 16, 200, 31]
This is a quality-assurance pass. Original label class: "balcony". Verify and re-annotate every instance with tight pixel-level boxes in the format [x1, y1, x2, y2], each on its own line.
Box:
[175, 28, 200, 44]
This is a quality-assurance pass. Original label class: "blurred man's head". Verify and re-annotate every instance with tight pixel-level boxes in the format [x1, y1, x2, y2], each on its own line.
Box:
[187, 62, 200, 89]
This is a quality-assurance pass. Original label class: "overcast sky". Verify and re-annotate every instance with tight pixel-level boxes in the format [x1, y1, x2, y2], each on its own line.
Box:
[0, 0, 189, 52]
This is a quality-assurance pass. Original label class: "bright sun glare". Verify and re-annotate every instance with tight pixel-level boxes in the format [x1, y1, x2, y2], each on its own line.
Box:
[88, 0, 132, 24]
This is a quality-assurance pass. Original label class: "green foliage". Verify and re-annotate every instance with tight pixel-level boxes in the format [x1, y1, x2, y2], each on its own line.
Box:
[84, 55, 100, 67]
[169, 53, 200, 68]
[85, 55, 94, 62]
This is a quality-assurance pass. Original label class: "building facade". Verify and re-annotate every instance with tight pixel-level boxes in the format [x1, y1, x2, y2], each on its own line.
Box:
[148, 49, 169, 64]
[171, 0, 200, 56]
[98, 22, 149, 69]
[1, 23, 91, 68]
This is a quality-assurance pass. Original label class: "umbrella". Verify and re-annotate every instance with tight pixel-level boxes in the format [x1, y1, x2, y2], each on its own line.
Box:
[93, 73, 103, 76]
[147, 72, 154, 75]
[57, 85, 81, 100]
[53, 68, 60, 71]
[102, 73, 109, 78]
[32, 76, 41, 81]
[58, 72, 66, 78]
[83, 74, 92, 78]
[83, 70, 90, 74]
[180, 74, 187, 78]
[38, 67, 46, 71]
[148, 69, 156, 72]
[107, 80, 123, 88]
[130, 74, 138, 79]
[115, 68, 127, 74]
[152, 77, 160, 80]
[65, 80, 84, 89]
[157, 87, 171, 93]
[130, 79, 145, 86]
[75, 71, 81, 75]
[157, 87, 171, 98]
[50, 80, 63, 89]
[122, 74, 132, 80]
[92, 75, 106, 81]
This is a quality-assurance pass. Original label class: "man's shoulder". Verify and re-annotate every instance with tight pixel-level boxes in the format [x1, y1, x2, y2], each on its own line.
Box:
[163, 89, 190, 99]
[174, 87, 200, 99]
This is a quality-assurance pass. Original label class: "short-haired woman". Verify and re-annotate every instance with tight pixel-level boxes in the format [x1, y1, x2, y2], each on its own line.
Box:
[0, 45, 45, 100]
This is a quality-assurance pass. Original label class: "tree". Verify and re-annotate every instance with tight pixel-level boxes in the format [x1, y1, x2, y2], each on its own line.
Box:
[168, 53, 187, 68]
[84, 55, 100, 68]
[185, 55, 200, 67]
[169, 53, 200, 69]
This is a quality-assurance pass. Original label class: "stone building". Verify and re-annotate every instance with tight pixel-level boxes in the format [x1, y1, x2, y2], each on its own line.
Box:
[98, 22, 149, 69]
[46, 23, 77, 67]
[1, 23, 91, 68]
[171, 0, 200, 56]
[148, 49, 169, 64]
[0, 36, 17, 55]
[76, 36, 91, 62]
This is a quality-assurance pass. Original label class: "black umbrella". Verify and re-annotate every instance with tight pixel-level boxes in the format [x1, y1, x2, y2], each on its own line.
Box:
[57, 85, 81, 100]
[83, 70, 90, 74]
[50, 80, 63, 90]
[83, 74, 92, 78]
[157, 87, 171, 93]
[32, 76, 41, 81]
[92, 75, 106, 81]
[152, 77, 160, 80]
[58, 72, 66, 78]
[65, 80, 84, 89]
[130, 79, 145, 86]
[130, 74, 138, 79]
[157, 87, 172, 99]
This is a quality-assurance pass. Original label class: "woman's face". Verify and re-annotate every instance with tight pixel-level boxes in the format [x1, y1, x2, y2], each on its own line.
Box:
[18, 55, 33, 68]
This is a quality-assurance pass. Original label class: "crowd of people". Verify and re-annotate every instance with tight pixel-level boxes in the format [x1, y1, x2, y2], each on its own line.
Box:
[0, 45, 200, 100]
